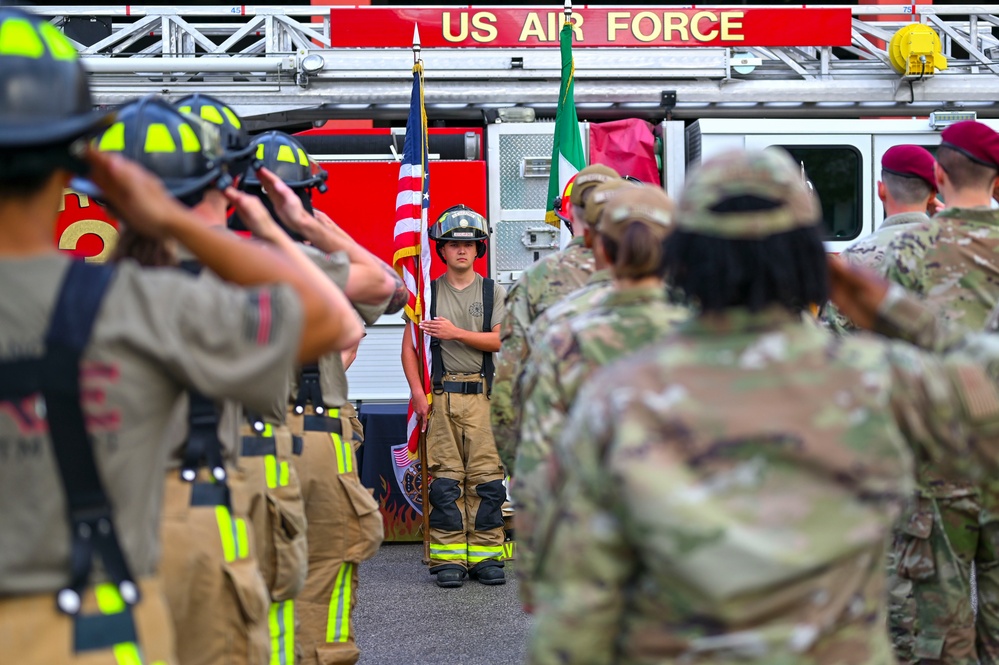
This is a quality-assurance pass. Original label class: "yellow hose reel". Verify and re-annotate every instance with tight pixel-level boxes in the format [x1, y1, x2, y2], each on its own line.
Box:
[889, 24, 947, 77]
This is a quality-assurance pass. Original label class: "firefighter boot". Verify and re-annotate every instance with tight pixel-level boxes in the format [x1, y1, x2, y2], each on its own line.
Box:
[470, 560, 506, 586]
[435, 566, 466, 588]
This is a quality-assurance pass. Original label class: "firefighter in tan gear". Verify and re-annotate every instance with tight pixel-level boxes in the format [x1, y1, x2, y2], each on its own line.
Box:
[173, 95, 310, 665]
[0, 8, 362, 665]
[403, 205, 509, 589]
[239, 131, 403, 665]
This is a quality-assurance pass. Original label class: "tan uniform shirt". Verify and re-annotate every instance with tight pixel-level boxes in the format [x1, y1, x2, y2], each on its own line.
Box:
[0, 255, 303, 595]
[434, 274, 507, 374]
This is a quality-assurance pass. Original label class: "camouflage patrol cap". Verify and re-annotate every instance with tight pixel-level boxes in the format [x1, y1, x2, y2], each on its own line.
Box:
[583, 179, 635, 228]
[597, 185, 674, 241]
[677, 149, 820, 238]
[569, 164, 621, 206]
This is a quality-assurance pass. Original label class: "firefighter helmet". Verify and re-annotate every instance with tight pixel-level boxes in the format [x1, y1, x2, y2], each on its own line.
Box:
[0, 8, 111, 150]
[239, 131, 328, 192]
[74, 96, 229, 206]
[230, 131, 327, 241]
[429, 204, 489, 260]
[173, 93, 254, 177]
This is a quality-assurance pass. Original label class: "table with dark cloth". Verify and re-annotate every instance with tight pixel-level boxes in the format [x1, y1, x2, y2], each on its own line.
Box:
[357, 402, 423, 542]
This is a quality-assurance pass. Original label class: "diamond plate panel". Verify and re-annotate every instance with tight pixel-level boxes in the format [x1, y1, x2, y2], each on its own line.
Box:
[494, 220, 560, 272]
[499, 133, 554, 210]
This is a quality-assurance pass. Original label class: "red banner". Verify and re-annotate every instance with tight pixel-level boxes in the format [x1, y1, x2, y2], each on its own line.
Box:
[329, 7, 852, 48]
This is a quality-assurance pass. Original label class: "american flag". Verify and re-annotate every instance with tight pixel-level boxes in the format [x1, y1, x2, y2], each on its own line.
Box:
[392, 62, 431, 467]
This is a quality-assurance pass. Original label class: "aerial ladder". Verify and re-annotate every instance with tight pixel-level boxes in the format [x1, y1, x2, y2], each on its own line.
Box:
[29, 4, 999, 127]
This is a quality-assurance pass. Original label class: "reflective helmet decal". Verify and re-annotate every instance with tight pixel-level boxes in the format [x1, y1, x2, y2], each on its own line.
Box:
[144, 123, 178, 153]
[98, 122, 126, 152]
[0, 18, 43, 58]
[256, 143, 265, 160]
[222, 107, 241, 129]
[198, 105, 225, 126]
[39, 22, 78, 61]
[177, 123, 201, 153]
[297, 148, 309, 167]
[277, 145, 297, 164]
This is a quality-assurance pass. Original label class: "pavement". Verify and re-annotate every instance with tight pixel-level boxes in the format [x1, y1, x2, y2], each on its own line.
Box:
[355, 543, 532, 665]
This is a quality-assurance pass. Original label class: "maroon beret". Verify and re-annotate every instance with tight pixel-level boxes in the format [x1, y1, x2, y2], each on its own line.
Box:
[941, 120, 999, 170]
[882, 145, 936, 190]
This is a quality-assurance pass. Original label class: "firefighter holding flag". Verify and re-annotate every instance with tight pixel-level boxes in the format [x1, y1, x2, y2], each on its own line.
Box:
[397, 31, 509, 589]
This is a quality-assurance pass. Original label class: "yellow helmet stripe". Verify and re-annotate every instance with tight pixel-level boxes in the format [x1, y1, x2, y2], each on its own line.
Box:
[98, 122, 126, 152]
[0, 18, 45, 59]
[144, 123, 177, 153]
[222, 107, 242, 130]
[177, 123, 201, 153]
[38, 22, 77, 61]
[297, 148, 309, 167]
[276, 145, 296, 164]
[199, 105, 224, 125]
[256, 143, 265, 160]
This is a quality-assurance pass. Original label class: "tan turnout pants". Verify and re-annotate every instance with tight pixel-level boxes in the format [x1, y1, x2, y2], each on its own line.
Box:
[231, 422, 309, 665]
[426, 374, 507, 574]
[159, 471, 270, 665]
[287, 405, 383, 665]
[0, 577, 176, 665]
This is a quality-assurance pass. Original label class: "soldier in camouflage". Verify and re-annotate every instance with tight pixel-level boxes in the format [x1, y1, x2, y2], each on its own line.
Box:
[513, 185, 687, 609]
[528, 148, 999, 665]
[492, 164, 619, 469]
[824, 145, 937, 336]
[871, 121, 999, 665]
[521, 178, 637, 363]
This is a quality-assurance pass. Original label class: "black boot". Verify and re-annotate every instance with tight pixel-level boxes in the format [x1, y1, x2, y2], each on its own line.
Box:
[471, 564, 506, 586]
[435, 568, 466, 588]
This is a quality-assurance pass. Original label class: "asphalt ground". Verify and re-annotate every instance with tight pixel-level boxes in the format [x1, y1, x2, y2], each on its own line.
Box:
[354, 543, 532, 664]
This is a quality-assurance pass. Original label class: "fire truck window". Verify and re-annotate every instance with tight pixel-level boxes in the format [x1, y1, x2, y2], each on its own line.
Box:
[778, 146, 862, 242]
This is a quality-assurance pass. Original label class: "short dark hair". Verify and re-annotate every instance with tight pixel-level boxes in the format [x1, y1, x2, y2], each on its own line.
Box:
[0, 146, 72, 200]
[599, 222, 669, 281]
[663, 225, 828, 314]
[937, 145, 998, 192]
[881, 170, 933, 205]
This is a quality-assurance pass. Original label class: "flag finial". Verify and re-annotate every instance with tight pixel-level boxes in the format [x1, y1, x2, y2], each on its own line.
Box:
[412, 24, 421, 64]
[564, 0, 572, 20]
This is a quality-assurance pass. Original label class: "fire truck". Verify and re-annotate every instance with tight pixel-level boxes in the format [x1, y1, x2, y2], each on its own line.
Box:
[50, 4, 999, 401]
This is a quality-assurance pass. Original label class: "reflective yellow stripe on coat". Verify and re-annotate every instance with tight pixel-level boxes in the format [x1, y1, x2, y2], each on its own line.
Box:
[268, 599, 295, 665]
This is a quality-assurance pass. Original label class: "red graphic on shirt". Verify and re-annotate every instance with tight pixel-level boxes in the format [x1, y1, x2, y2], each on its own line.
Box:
[0, 362, 121, 435]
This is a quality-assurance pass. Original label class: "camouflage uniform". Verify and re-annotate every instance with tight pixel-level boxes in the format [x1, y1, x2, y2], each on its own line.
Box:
[528, 148, 999, 665]
[492, 236, 595, 469]
[823, 212, 930, 336]
[529, 305, 999, 665]
[878, 207, 999, 664]
[514, 285, 688, 605]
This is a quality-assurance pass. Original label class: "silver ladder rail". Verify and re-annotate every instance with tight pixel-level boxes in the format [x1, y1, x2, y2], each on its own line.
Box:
[32, 5, 999, 123]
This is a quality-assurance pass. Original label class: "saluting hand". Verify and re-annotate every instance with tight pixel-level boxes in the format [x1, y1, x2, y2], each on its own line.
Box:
[420, 317, 461, 341]
[826, 255, 889, 331]
[83, 148, 186, 238]
[256, 167, 316, 236]
[223, 187, 285, 244]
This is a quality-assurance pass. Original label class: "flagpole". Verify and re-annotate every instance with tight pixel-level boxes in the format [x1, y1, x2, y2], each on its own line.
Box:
[411, 22, 433, 566]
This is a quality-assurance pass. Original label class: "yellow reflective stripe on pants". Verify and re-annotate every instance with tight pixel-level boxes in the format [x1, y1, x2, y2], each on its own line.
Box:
[325, 563, 354, 643]
[94, 583, 143, 665]
[215, 505, 250, 562]
[430, 543, 467, 561]
[268, 599, 295, 665]
[265, 455, 278, 489]
[331, 432, 353, 475]
[468, 546, 504, 564]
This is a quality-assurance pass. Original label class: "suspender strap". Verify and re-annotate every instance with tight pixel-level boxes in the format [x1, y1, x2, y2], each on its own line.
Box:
[481, 277, 495, 398]
[42, 262, 140, 615]
[294, 363, 326, 415]
[429, 279, 444, 395]
[180, 391, 227, 483]
[176, 258, 232, 501]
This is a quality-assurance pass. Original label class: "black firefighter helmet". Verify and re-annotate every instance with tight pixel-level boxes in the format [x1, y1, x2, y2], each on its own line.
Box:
[0, 7, 114, 178]
[74, 96, 230, 207]
[173, 93, 255, 179]
[229, 131, 328, 241]
[429, 204, 489, 261]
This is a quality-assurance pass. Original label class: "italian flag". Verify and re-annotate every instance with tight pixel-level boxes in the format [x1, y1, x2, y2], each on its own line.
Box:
[545, 19, 586, 249]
